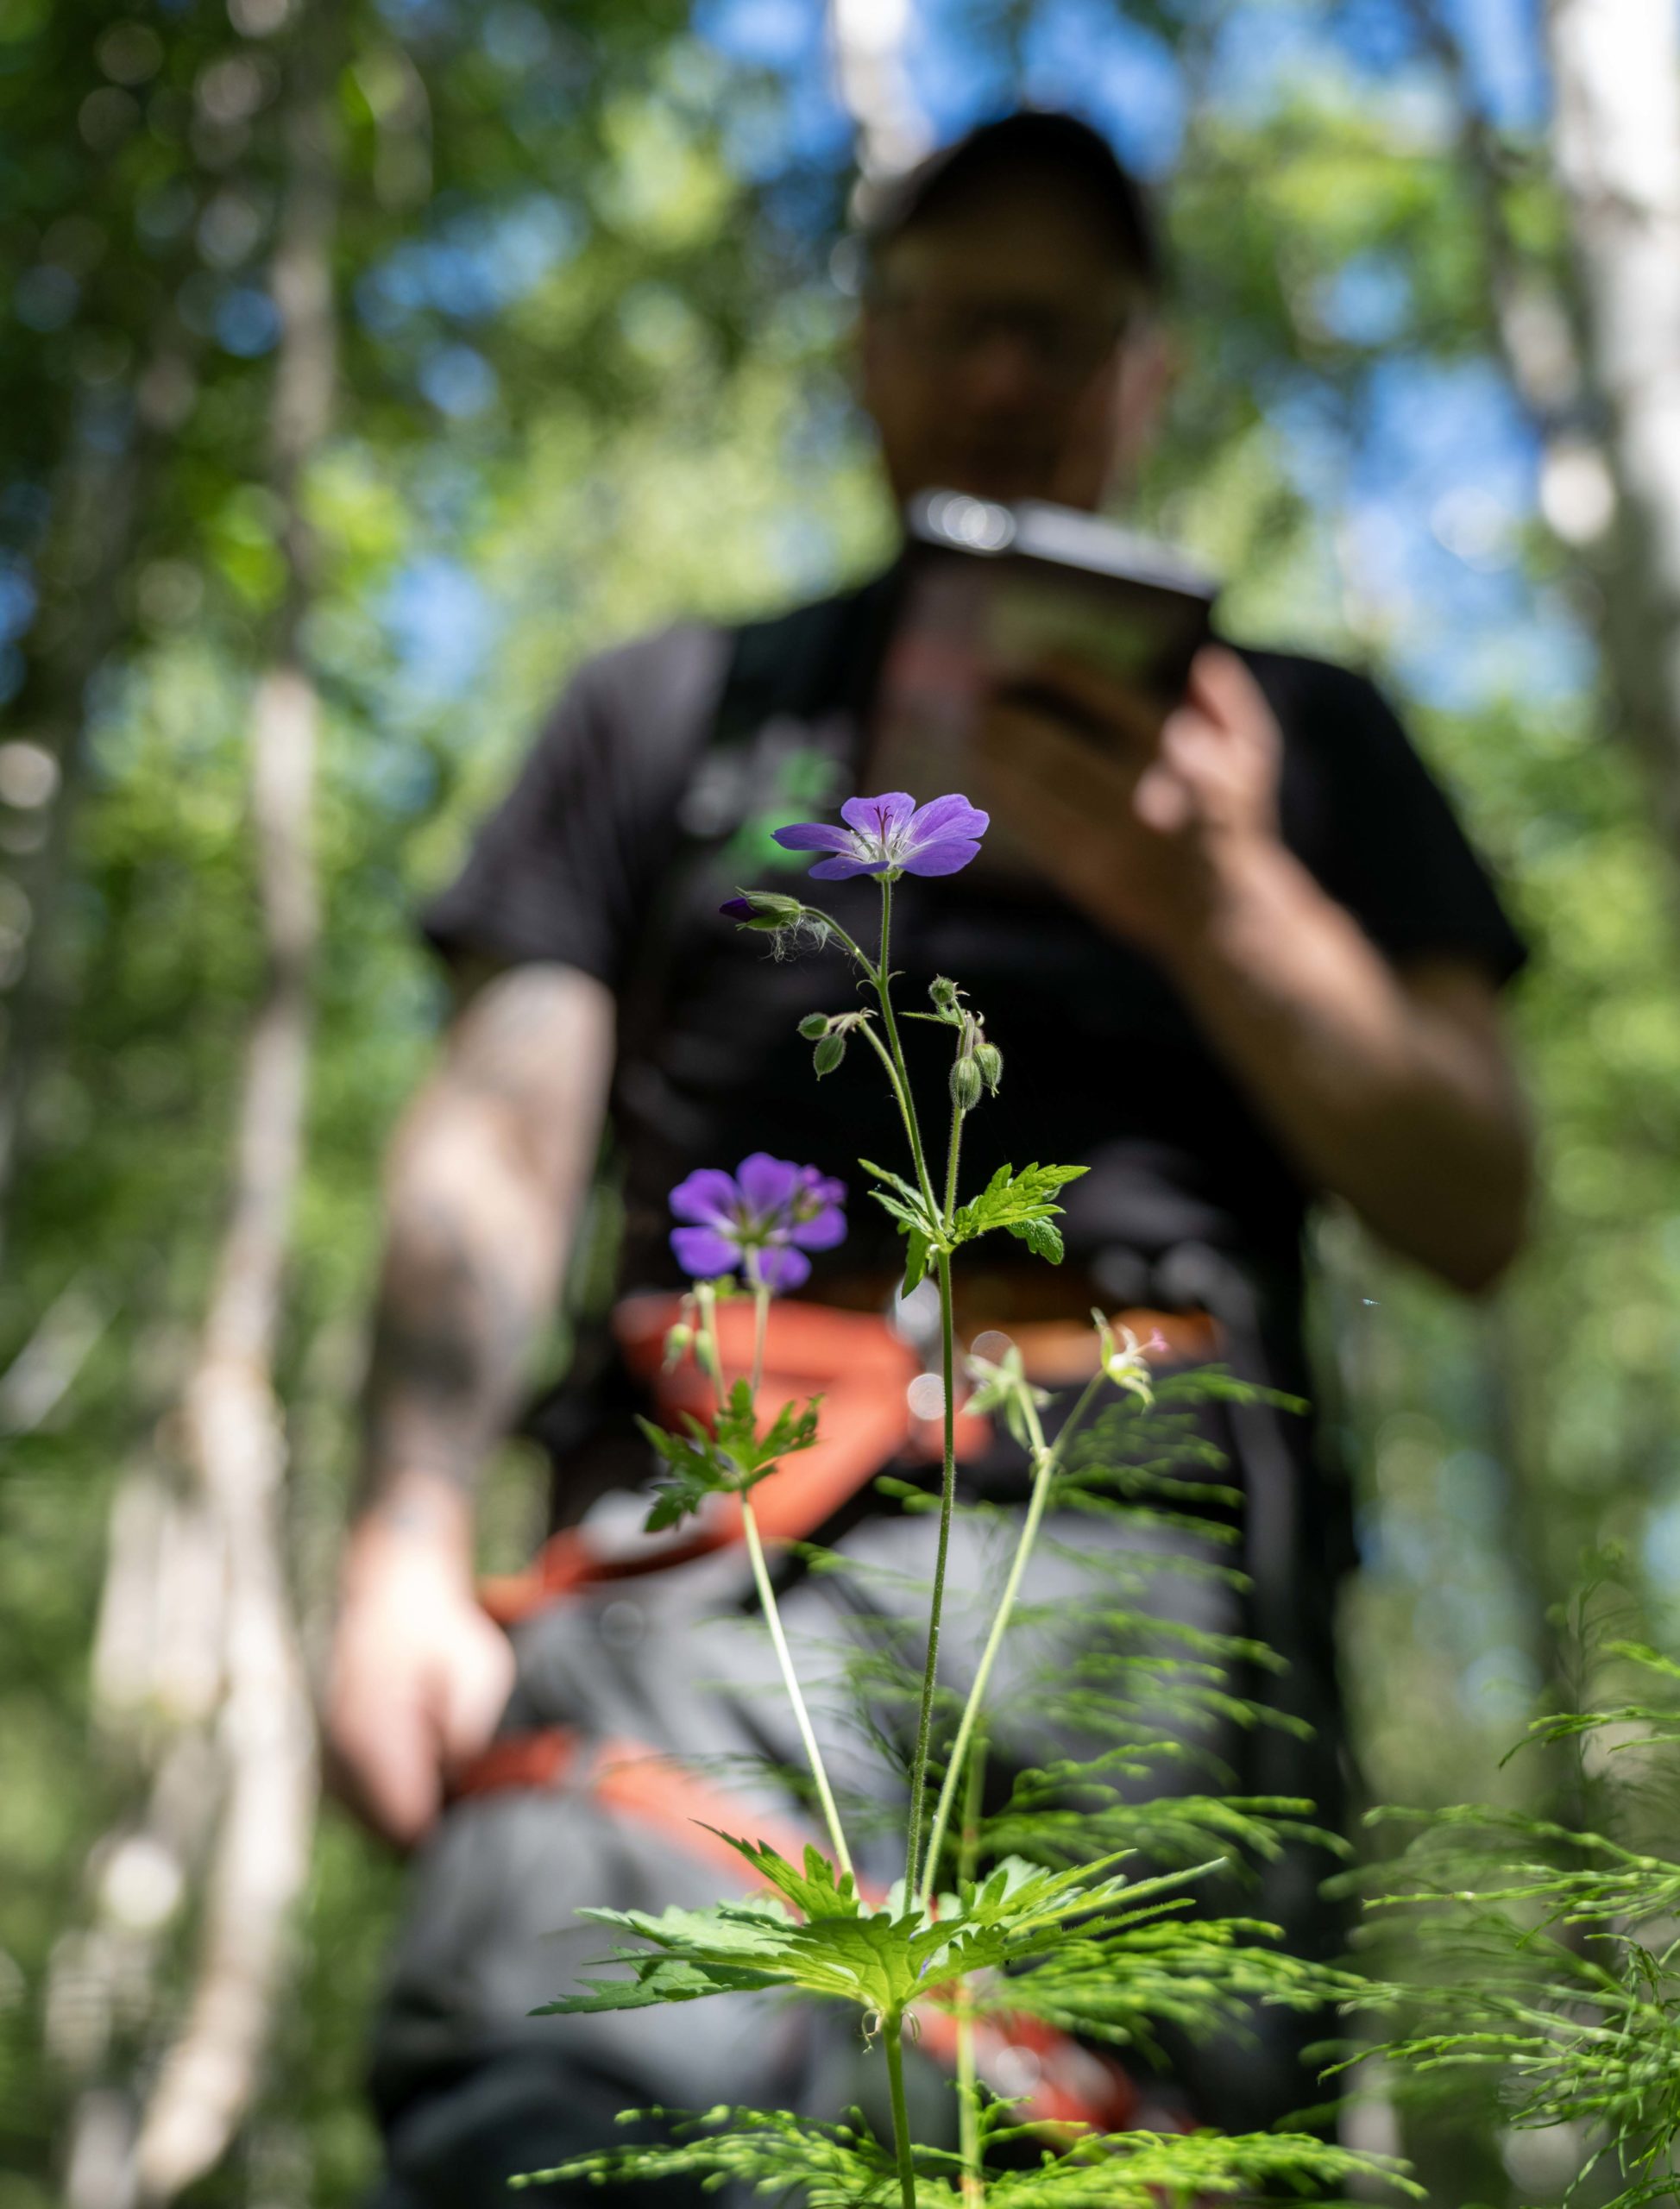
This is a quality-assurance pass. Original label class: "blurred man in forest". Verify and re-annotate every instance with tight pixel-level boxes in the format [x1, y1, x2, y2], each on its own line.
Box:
[329, 114, 1531, 2205]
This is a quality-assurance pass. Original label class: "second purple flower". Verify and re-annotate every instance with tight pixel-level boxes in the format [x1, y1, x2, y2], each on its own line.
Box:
[669, 1153, 847, 1293]
[772, 791, 989, 881]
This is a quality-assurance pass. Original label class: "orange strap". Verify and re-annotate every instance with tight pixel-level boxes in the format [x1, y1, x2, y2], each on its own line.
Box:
[479, 1296, 1218, 1627]
[479, 1295, 991, 1625]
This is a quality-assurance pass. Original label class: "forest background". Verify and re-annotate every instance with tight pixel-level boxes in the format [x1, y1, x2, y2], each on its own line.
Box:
[3, 0, 1679, 2203]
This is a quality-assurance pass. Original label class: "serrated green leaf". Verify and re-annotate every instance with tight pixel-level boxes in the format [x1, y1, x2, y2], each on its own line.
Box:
[857, 1157, 925, 1208]
[950, 1162, 1087, 1256]
[1007, 1216, 1065, 1264]
[636, 1385, 821, 1532]
[867, 1186, 926, 1231]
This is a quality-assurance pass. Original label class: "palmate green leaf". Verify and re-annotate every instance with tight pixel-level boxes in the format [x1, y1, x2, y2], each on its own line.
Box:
[513, 2101, 1420, 2206]
[534, 1835, 1238, 2027]
[949, 1163, 1086, 1260]
[636, 1378, 821, 1532]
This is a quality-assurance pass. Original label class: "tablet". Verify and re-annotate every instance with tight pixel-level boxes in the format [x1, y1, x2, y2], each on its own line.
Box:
[866, 490, 1219, 884]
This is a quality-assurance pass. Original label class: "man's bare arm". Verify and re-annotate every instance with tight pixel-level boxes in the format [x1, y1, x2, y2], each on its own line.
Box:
[358, 960, 615, 1515]
[328, 962, 614, 1844]
[1165, 872, 1530, 1293]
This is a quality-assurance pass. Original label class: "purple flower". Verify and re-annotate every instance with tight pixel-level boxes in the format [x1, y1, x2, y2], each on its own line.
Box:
[771, 791, 989, 881]
[669, 1152, 847, 1293]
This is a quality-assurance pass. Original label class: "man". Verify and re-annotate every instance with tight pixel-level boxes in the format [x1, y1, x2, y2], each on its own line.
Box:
[330, 113, 1531, 2202]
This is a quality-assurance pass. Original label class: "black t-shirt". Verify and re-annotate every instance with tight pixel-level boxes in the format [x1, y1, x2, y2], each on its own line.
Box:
[423, 569, 1526, 1369]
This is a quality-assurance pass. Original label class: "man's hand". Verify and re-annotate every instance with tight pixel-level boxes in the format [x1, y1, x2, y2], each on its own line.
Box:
[325, 1482, 516, 1849]
[976, 640, 1530, 1292]
[975, 643, 1283, 954]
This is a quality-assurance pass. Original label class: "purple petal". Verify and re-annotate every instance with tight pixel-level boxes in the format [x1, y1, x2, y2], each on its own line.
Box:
[840, 792, 916, 839]
[736, 1152, 801, 1218]
[771, 822, 853, 853]
[671, 1226, 740, 1278]
[788, 1205, 846, 1251]
[903, 837, 983, 878]
[809, 854, 890, 879]
[908, 795, 989, 846]
[757, 1244, 812, 1293]
[669, 1168, 739, 1226]
[719, 897, 754, 922]
[797, 1170, 846, 1209]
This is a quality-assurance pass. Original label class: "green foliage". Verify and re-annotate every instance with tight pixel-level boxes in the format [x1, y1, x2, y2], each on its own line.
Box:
[636, 1379, 821, 1532]
[513, 2100, 1419, 2206]
[1360, 1634, 1680, 2209]
[951, 1164, 1089, 1266]
[859, 1159, 1088, 1278]
[537, 1826, 1310, 2041]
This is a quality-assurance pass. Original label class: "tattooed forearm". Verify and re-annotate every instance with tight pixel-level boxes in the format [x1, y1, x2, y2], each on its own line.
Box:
[359, 1196, 538, 1501]
[355, 963, 615, 1523]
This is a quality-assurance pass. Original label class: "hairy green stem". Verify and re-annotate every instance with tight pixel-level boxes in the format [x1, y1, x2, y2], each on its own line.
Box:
[903, 1248, 957, 1896]
[874, 878, 938, 1217]
[884, 2013, 918, 2209]
[944, 1094, 964, 1228]
[918, 1372, 1107, 1904]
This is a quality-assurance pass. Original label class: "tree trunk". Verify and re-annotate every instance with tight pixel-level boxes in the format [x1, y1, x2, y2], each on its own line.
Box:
[55, 23, 339, 2206]
[1545, 0, 1680, 850]
[130, 32, 338, 2196]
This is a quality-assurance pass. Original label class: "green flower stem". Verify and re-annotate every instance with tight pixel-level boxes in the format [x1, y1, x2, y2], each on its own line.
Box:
[727, 1263, 854, 1879]
[944, 1092, 964, 1229]
[884, 2012, 919, 2209]
[750, 1279, 770, 1400]
[903, 1246, 957, 1897]
[863, 875, 958, 1898]
[917, 1372, 1107, 1905]
[739, 1494, 854, 1880]
[857, 1022, 928, 1196]
[874, 878, 939, 1217]
[956, 1730, 989, 2207]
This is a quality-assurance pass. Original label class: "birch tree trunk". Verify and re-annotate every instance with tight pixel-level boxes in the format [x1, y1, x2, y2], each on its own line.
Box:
[55, 22, 338, 2206]
[1545, 0, 1680, 846]
[827, 0, 931, 205]
[129, 34, 337, 2199]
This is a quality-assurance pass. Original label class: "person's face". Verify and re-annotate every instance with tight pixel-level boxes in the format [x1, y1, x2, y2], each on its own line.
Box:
[858, 174, 1157, 513]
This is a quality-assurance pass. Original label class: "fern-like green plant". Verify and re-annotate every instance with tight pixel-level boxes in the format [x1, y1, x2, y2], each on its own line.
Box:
[517, 810, 1411, 2207]
[1354, 1581, 1680, 2209]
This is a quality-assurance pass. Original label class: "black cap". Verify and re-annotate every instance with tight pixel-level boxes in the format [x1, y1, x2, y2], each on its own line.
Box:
[857, 110, 1161, 296]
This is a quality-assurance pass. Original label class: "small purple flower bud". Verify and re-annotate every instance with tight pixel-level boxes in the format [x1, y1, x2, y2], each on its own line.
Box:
[722, 888, 808, 932]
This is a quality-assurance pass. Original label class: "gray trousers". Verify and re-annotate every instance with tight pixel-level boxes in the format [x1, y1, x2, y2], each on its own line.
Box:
[368, 1407, 1345, 2204]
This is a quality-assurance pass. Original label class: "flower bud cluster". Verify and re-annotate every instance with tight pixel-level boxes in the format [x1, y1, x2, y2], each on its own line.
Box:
[947, 1003, 1003, 1119]
[797, 1007, 873, 1079]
